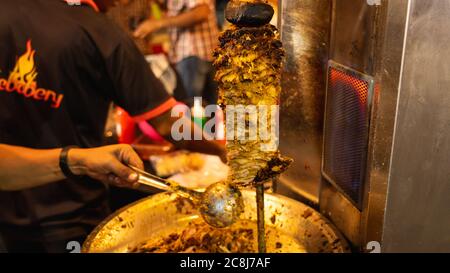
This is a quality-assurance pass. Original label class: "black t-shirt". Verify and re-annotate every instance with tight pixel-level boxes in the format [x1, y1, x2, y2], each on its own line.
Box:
[0, 0, 175, 243]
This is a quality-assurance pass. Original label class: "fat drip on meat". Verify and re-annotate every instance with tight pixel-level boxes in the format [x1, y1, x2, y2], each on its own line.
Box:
[213, 18, 292, 187]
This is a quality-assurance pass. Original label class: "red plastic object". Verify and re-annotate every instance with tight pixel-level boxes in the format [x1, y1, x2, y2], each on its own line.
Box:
[116, 107, 136, 144]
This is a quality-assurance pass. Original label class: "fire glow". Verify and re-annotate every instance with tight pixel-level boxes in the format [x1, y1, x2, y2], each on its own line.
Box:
[330, 68, 369, 110]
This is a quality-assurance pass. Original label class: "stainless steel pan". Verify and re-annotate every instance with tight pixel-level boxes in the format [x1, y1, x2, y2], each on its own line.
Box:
[82, 190, 350, 253]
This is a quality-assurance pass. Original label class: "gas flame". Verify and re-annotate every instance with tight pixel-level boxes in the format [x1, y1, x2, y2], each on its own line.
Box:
[9, 40, 37, 89]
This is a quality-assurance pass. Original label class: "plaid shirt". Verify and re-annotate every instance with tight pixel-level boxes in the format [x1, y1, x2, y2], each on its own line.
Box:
[107, 0, 152, 54]
[167, 0, 219, 63]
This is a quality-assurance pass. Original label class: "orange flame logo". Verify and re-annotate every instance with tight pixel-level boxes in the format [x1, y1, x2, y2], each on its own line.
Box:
[10, 40, 38, 89]
[0, 40, 64, 108]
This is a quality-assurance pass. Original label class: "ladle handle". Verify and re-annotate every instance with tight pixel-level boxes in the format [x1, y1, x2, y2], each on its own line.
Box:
[127, 164, 171, 191]
[127, 164, 202, 201]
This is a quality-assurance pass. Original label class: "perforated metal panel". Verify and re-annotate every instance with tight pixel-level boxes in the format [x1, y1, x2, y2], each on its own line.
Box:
[322, 61, 374, 209]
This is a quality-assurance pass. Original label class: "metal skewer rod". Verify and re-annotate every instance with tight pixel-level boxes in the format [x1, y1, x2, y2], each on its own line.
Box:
[256, 183, 266, 253]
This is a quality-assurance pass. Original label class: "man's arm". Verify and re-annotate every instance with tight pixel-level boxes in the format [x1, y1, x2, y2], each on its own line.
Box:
[134, 4, 210, 38]
[0, 144, 143, 191]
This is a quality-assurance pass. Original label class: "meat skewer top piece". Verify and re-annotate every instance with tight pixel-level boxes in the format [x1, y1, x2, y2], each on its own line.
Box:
[225, 0, 274, 27]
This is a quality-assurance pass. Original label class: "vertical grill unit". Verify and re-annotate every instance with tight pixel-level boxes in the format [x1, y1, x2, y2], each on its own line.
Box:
[322, 61, 374, 209]
[279, 0, 450, 252]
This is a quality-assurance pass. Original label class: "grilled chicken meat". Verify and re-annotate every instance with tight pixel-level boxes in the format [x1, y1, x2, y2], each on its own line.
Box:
[213, 21, 292, 187]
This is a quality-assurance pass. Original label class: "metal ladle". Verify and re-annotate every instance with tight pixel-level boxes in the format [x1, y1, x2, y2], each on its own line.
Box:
[127, 164, 244, 228]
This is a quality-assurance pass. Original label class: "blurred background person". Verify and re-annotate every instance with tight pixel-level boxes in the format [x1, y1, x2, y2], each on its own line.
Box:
[107, 0, 187, 102]
[134, 0, 219, 106]
[107, 0, 154, 55]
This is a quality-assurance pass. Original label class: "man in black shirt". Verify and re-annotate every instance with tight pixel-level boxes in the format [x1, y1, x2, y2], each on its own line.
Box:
[0, 0, 224, 252]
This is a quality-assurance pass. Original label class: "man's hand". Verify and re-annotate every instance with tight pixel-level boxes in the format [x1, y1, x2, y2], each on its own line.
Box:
[133, 19, 163, 39]
[68, 144, 144, 188]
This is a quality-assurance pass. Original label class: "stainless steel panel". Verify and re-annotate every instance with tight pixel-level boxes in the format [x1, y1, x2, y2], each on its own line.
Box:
[278, 0, 331, 203]
[361, 0, 410, 248]
[382, 0, 450, 252]
[322, 0, 411, 250]
[320, 180, 361, 246]
[321, 0, 380, 249]
[330, 0, 378, 74]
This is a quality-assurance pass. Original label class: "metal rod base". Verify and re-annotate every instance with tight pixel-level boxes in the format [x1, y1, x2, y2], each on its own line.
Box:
[256, 183, 266, 253]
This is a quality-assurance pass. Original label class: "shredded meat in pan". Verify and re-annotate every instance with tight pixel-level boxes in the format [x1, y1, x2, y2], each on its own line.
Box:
[128, 221, 255, 253]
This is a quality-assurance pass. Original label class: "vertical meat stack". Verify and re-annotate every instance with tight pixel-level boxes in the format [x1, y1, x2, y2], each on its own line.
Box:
[213, 0, 291, 187]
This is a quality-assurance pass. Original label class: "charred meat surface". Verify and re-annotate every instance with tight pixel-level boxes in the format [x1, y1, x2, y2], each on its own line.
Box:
[213, 24, 291, 187]
[225, 0, 274, 27]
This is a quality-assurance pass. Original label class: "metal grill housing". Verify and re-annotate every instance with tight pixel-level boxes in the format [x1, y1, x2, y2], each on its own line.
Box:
[322, 61, 374, 209]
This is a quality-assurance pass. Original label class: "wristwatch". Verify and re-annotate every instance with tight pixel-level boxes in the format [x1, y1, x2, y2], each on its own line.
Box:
[59, 145, 81, 179]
